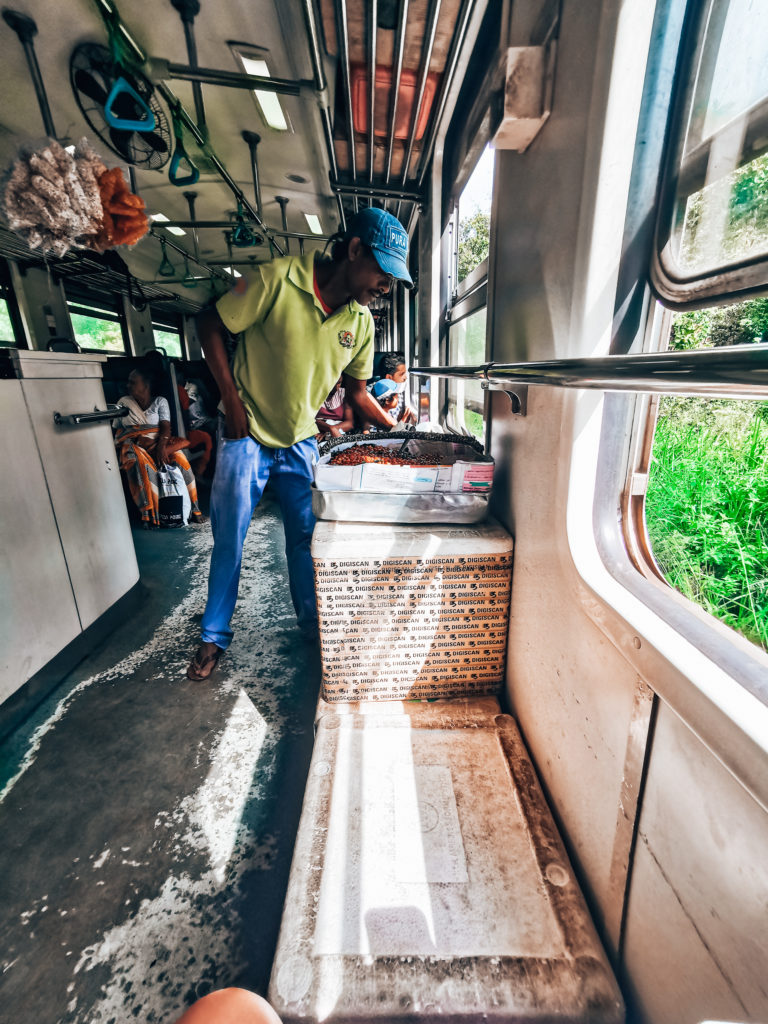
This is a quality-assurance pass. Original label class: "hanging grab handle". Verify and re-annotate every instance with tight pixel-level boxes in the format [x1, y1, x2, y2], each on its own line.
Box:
[169, 142, 200, 186]
[104, 75, 156, 132]
[169, 102, 200, 186]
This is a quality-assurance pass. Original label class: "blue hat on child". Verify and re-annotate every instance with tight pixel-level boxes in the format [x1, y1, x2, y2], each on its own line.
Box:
[345, 208, 413, 288]
[371, 378, 398, 399]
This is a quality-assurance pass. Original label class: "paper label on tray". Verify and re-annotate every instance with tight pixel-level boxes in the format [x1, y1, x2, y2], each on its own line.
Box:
[460, 463, 494, 491]
[314, 553, 512, 702]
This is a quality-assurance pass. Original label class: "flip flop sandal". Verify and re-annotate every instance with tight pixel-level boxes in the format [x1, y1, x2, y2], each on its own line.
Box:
[187, 644, 223, 681]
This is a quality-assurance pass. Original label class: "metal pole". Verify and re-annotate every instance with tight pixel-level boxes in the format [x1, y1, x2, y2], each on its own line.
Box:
[90, 0, 285, 256]
[331, 181, 423, 202]
[367, 0, 377, 186]
[275, 196, 290, 254]
[397, 0, 441, 219]
[334, 0, 358, 213]
[170, 0, 206, 132]
[411, 346, 768, 399]
[161, 61, 306, 95]
[242, 131, 264, 219]
[148, 228, 228, 280]
[2, 10, 57, 137]
[153, 221, 322, 240]
[183, 191, 200, 261]
[416, 0, 477, 189]
[384, 0, 409, 188]
[155, 83, 286, 257]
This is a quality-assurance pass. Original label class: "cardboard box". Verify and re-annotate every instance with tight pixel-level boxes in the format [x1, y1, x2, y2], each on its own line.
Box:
[312, 519, 513, 702]
[313, 436, 494, 493]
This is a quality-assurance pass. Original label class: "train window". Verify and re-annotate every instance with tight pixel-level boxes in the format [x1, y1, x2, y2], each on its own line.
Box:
[0, 261, 23, 348]
[66, 299, 127, 354]
[653, 0, 768, 303]
[640, 298, 768, 653]
[447, 307, 487, 441]
[0, 297, 15, 347]
[456, 144, 493, 285]
[444, 145, 495, 440]
[152, 324, 184, 360]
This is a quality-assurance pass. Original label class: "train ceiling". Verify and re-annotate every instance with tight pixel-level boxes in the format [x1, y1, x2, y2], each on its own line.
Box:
[0, 0, 477, 305]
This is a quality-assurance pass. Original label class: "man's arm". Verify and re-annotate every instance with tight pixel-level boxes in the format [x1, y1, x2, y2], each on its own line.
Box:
[343, 374, 397, 430]
[195, 307, 249, 439]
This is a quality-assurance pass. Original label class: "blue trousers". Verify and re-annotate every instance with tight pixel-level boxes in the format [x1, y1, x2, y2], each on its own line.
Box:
[200, 435, 319, 648]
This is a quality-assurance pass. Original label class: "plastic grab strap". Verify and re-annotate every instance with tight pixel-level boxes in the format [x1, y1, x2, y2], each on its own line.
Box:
[169, 142, 200, 186]
[169, 104, 200, 186]
[104, 76, 156, 132]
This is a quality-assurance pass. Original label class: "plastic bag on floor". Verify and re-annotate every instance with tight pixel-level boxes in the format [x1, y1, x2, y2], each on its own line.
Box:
[157, 463, 191, 527]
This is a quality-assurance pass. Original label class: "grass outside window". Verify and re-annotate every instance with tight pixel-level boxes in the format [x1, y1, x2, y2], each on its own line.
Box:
[645, 300, 768, 652]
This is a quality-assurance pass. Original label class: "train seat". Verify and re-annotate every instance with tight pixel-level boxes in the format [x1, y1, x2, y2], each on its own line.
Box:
[268, 699, 625, 1024]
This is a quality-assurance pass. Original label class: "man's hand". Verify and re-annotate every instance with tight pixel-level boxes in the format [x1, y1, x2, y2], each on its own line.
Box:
[343, 373, 397, 431]
[223, 391, 250, 439]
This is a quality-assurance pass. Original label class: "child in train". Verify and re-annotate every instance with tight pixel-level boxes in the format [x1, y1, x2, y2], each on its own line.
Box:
[315, 376, 355, 438]
[357, 377, 400, 432]
[373, 350, 417, 425]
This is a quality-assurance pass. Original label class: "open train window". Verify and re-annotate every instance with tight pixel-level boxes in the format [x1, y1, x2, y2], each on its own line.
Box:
[633, 299, 768, 654]
[0, 260, 23, 348]
[652, 0, 768, 305]
[151, 310, 185, 360]
[67, 295, 127, 355]
[445, 145, 494, 441]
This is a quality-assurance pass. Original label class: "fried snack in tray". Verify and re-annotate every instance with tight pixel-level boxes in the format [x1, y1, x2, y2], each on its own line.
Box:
[329, 443, 439, 467]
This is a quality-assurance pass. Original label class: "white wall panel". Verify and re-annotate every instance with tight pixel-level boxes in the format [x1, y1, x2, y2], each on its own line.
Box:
[21, 377, 139, 630]
[0, 381, 81, 699]
[622, 702, 768, 1023]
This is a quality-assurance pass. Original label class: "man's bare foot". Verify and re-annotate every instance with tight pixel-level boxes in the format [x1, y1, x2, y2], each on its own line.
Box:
[187, 641, 223, 680]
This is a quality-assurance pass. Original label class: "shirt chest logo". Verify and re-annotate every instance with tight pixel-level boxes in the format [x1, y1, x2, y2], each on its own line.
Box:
[338, 330, 355, 348]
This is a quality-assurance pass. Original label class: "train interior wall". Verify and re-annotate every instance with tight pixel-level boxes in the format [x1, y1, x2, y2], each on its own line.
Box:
[468, 1, 768, 1022]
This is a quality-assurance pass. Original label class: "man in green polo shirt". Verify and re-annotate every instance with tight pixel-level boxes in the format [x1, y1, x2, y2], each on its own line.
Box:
[187, 207, 413, 680]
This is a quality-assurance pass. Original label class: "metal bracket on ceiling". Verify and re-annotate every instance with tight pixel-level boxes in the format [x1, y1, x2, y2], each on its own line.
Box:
[481, 380, 528, 416]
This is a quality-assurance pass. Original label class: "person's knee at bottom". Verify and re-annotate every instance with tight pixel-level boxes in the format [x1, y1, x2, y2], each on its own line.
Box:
[172, 987, 282, 1024]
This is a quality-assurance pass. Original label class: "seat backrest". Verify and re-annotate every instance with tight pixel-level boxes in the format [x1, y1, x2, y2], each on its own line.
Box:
[47, 337, 81, 353]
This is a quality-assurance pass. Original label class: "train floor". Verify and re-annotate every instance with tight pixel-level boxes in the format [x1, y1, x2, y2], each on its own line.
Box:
[0, 490, 321, 1024]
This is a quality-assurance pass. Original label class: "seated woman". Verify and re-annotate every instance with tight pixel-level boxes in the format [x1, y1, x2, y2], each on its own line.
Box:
[114, 367, 205, 529]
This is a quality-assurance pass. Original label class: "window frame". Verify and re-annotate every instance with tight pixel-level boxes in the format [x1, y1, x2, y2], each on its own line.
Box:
[0, 259, 26, 349]
[150, 309, 186, 360]
[650, 0, 768, 308]
[66, 296, 128, 355]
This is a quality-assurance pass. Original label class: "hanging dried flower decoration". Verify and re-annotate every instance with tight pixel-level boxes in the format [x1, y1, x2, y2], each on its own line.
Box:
[2, 137, 148, 256]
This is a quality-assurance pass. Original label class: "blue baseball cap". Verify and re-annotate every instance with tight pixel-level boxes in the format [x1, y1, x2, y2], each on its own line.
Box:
[371, 378, 398, 399]
[345, 207, 413, 288]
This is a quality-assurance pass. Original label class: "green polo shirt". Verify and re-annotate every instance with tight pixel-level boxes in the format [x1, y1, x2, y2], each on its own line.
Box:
[216, 251, 374, 448]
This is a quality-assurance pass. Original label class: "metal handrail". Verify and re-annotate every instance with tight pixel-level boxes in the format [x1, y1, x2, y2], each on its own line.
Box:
[54, 405, 129, 426]
[411, 345, 768, 399]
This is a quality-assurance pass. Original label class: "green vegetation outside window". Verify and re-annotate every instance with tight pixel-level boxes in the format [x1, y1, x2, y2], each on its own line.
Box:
[67, 301, 126, 354]
[457, 145, 494, 286]
[0, 298, 16, 347]
[447, 307, 487, 442]
[152, 327, 183, 360]
[644, 298, 768, 652]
